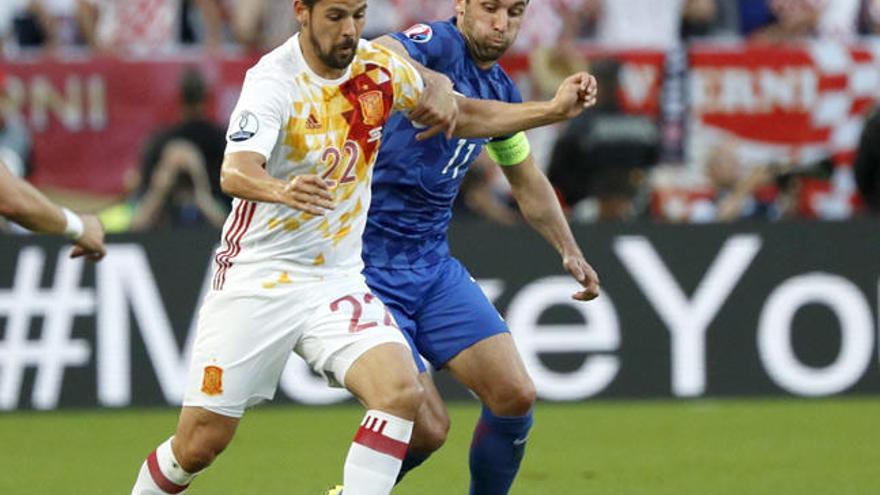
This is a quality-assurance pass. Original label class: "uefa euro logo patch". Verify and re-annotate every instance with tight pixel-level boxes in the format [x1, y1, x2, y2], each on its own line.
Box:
[229, 110, 259, 142]
[403, 24, 433, 43]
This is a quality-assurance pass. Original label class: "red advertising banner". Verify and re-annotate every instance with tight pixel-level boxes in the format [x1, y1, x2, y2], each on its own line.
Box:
[3, 55, 255, 195]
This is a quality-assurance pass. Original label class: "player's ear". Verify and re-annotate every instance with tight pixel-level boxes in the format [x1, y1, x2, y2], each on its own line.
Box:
[293, 0, 310, 25]
[454, 0, 466, 16]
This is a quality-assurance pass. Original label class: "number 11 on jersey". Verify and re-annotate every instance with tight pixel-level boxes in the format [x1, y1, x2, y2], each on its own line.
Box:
[441, 139, 477, 179]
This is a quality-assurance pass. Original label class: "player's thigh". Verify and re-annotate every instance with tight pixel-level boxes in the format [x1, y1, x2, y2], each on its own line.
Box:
[183, 289, 303, 418]
[446, 332, 536, 413]
[414, 258, 509, 369]
[410, 371, 451, 452]
[297, 277, 418, 410]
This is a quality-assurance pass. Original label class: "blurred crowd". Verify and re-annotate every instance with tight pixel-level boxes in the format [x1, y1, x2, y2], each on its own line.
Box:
[2, 0, 880, 231]
[3, 0, 879, 56]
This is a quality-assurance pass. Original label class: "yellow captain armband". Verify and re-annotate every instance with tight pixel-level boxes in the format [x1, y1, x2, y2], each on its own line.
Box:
[486, 132, 531, 166]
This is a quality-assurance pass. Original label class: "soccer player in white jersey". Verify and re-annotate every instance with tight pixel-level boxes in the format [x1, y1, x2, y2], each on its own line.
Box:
[129, 1, 596, 494]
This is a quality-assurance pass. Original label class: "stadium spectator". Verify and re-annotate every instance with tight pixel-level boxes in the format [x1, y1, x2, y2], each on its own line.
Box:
[816, 0, 861, 38]
[514, 0, 597, 50]
[229, 0, 298, 50]
[680, 0, 742, 39]
[688, 140, 778, 222]
[860, 0, 880, 33]
[0, 154, 105, 260]
[129, 68, 228, 231]
[180, 0, 225, 48]
[79, 0, 223, 54]
[594, 0, 724, 48]
[548, 59, 659, 221]
[736, 0, 775, 35]
[855, 105, 880, 215]
[748, 0, 825, 42]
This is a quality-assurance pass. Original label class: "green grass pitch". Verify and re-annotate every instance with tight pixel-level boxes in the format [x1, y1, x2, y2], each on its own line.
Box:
[1, 398, 877, 494]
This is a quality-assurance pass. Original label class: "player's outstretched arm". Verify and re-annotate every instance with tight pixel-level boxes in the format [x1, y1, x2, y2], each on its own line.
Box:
[220, 151, 335, 215]
[500, 152, 600, 301]
[441, 72, 598, 141]
[374, 34, 459, 140]
[0, 160, 106, 261]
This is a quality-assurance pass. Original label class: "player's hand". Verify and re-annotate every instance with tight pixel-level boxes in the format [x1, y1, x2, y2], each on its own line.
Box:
[411, 70, 459, 141]
[563, 252, 600, 301]
[69, 214, 107, 262]
[552, 72, 598, 120]
[280, 174, 336, 215]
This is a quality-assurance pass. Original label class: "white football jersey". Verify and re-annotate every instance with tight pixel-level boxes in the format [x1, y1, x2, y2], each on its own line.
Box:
[214, 34, 424, 291]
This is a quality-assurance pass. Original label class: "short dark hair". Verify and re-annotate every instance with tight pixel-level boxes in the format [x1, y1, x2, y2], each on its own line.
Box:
[301, 0, 319, 7]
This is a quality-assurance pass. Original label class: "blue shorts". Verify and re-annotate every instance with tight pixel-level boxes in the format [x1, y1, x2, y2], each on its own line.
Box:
[363, 257, 509, 372]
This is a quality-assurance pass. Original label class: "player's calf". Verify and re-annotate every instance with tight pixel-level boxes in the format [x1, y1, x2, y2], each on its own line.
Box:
[395, 380, 450, 485]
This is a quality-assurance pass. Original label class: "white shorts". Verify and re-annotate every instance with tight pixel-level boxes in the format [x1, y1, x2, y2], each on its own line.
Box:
[182, 274, 408, 417]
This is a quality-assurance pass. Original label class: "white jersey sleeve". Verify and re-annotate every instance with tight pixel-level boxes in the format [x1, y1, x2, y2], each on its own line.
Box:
[383, 48, 425, 114]
[225, 72, 289, 160]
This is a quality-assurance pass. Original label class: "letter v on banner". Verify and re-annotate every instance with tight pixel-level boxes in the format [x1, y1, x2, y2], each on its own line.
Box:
[96, 245, 198, 407]
[614, 235, 762, 397]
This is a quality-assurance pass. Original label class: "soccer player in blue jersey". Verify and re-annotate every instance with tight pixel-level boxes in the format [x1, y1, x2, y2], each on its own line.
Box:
[358, 1, 602, 494]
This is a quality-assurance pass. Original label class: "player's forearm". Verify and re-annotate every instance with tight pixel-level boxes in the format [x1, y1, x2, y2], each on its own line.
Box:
[508, 164, 581, 258]
[221, 167, 287, 204]
[454, 98, 564, 139]
[220, 155, 288, 205]
[0, 175, 67, 234]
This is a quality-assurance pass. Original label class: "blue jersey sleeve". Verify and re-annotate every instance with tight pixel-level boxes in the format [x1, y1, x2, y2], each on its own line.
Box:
[390, 21, 462, 72]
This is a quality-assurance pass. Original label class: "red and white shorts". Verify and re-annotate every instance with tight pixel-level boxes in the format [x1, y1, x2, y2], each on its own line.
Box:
[182, 274, 407, 417]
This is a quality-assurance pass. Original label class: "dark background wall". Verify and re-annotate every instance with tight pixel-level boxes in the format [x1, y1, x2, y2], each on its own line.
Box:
[1, 221, 878, 410]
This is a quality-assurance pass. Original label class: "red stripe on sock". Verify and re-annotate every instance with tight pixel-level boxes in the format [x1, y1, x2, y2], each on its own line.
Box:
[354, 425, 409, 460]
[146, 451, 189, 494]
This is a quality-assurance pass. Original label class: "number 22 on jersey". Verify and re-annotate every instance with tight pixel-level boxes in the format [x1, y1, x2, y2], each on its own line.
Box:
[321, 140, 361, 187]
[330, 293, 399, 334]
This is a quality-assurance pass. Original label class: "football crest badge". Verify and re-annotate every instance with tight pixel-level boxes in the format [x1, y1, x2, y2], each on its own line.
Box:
[358, 90, 384, 126]
[201, 366, 224, 396]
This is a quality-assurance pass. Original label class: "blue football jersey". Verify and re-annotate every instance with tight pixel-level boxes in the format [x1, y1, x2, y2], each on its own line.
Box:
[363, 19, 523, 268]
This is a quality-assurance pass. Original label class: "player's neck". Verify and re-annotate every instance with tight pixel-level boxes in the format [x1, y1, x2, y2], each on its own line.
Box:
[298, 32, 347, 80]
[458, 30, 497, 71]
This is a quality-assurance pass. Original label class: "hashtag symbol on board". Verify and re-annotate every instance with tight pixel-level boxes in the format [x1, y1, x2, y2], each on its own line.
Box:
[0, 247, 95, 410]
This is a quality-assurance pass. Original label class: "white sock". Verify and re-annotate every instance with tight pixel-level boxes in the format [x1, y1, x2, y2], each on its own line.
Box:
[343, 410, 414, 495]
[131, 437, 196, 495]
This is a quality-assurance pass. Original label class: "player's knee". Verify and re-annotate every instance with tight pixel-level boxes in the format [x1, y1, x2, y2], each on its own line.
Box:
[490, 378, 537, 417]
[375, 379, 425, 418]
[175, 438, 227, 473]
[173, 428, 233, 473]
